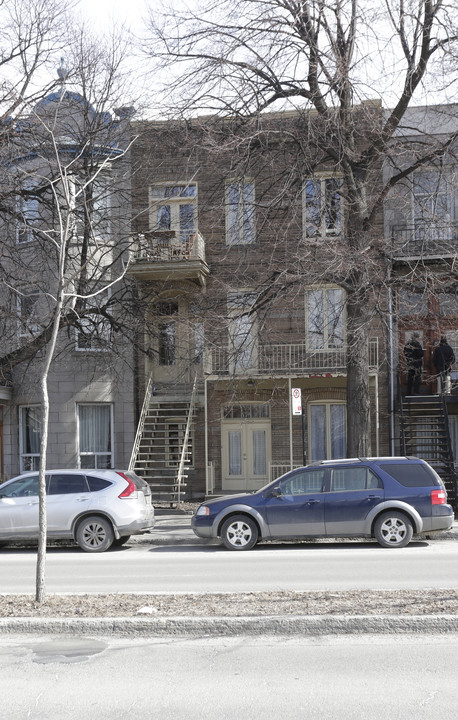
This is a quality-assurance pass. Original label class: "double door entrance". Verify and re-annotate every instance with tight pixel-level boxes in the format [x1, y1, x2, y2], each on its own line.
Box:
[222, 421, 271, 492]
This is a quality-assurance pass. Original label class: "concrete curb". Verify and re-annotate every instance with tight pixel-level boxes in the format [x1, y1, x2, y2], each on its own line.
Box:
[1, 615, 458, 637]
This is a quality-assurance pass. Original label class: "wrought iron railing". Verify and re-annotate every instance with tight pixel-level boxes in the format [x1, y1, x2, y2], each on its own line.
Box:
[391, 223, 458, 259]
[205, 338, 379, 376]
[133, 230, 206, 263]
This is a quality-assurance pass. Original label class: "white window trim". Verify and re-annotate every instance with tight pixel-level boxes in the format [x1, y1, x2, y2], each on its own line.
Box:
[16, 178, 40, 244]
[225, 179, 255, 245]
[303, 174, 342, 238]
[227, 289, 258, 372]
[17, 289, 40, 339]
[19, 405, 41, 473]
[76, 403, 114, 469]
[305, 285, 346, 350]
[308, 400, 347, 462]
[148, 182, 198, 238]
[75, 287, 112, 352]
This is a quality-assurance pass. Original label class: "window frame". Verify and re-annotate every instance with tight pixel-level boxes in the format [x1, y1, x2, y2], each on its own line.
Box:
[77, 403, 114, 470]
[303, 175, 342, 238]
[227, 290, 258, 371]
[75, 286, 112, 352]
[149, 182, 198, 244]
[305, 285, 345, 350]
[308, 400, 347, 463]
[16, 177, 40, 244]
[225, 179, 255, 245]
[17, 289, 41, 339]
[19, 405, 42, 473]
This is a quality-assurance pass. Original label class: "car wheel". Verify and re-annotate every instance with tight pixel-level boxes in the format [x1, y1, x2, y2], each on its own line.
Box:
[112, 535, 131, 547]
[374, 511, 413, 548]
[76, 516, 114, 553]
[220, 515, 258, 551]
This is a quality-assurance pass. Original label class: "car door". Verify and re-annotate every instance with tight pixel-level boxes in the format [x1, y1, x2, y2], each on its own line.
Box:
[0, 475, 39, 535]
[324, 466, 384, 534]
[46, 473, 91, 532]
[264, 468, 326, 537]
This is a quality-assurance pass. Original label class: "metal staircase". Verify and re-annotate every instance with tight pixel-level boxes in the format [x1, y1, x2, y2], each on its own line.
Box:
[129, 374, 197, 505]
[400, 395, 457, 508]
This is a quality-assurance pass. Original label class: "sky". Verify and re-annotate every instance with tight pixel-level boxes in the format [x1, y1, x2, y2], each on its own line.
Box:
[77, 0, 150, 32]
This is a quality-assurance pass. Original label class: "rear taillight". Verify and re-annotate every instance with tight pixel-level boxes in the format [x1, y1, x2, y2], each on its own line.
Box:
[117, 472, 138, 499]
[431, 489, 446, 505]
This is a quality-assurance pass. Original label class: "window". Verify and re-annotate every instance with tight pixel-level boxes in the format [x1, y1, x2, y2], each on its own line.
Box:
[18, 290, 40, 338]
[48, 474, 89, 494]
[78, 404, 113, 469]
[330, 467, 382, 492]
[19, 406, 41, 472]
[413, 171, 452, 240]
[223, 404, 269, 419]
[381, 463, 440, 487]
[280, 469, 325, 495]
[309, 402, 346, 462]
[76, 288, 111, 351]
[398, 289, 428, 317]
[0, 475, 39, 498]
[306, 287, 344, 349]
[226, 180, 255, 245]
[17, 177, 40, 243]
[439, 291, 458, 316]
[304, 177, 342, 237]
[228, 291, 257, 370]
[73, 176, 111, 240]
[150, 184, 197, 245]
[155, 302, 178, 366]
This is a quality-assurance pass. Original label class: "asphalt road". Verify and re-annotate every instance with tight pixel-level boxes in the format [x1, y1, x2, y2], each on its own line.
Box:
[1, 539, 457, 594]
[3, 633, 458, 719]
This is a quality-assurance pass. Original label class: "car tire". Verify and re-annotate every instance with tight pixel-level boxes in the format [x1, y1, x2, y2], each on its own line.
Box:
[76, 516, 114, 553]
[374, 511, 413, 548]
[112, 535, 131, 547]
[220, 515, 258, 551]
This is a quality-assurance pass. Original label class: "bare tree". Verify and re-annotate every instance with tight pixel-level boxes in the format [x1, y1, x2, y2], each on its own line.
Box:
[0, 9, 138, 599]
[143, 0, 458, 455]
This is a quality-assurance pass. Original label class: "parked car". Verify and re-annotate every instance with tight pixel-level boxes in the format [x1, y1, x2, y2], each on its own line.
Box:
[0, 469, 155, 552]
[192, 457, 454, 550]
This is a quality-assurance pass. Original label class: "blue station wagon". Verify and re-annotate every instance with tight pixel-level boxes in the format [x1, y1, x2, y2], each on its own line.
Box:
[191, 457, 454, 550]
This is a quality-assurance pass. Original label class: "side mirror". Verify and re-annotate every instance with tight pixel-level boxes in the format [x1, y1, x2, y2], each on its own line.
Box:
[270, 486, 282, 498]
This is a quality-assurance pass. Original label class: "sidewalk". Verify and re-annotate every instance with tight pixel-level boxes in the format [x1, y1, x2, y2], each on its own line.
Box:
[1, 511, 457, 638]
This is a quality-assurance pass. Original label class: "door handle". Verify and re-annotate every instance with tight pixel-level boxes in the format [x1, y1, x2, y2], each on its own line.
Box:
[306, 499, 320, 505]
[76, 497, 90, 502]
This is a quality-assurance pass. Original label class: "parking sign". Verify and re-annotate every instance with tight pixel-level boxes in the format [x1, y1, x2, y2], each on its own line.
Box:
[292, 387, 302, 415]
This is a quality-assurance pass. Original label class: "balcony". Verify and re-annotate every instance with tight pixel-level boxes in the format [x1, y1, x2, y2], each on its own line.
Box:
[391, 223, 458, 261]
[128, 230, 210, 287]
[205, 339, 379, 377]
[0, 373, 13, 401]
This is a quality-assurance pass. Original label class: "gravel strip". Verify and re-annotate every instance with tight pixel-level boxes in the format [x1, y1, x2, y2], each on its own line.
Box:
[2, 589, 458, 618]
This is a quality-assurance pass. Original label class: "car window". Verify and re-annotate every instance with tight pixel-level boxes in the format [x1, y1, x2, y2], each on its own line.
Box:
[280, 469, 325, 495]
[379, 463, 440, 487]
[0, 475, 39, 498]
[86, 476, 112, 492]
[47, 474, 89, 495]
[331, 467, 382, 492]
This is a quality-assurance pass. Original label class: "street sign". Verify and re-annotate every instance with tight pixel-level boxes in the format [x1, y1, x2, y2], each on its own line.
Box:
[292, 387, 302, 415]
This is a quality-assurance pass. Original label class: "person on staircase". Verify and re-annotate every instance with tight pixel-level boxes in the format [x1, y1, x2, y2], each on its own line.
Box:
[403, 332, 424, 395]
[433, 336, 456, 394]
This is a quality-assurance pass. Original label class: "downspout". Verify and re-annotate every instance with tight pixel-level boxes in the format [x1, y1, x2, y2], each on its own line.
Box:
[388, 279, 395, 455]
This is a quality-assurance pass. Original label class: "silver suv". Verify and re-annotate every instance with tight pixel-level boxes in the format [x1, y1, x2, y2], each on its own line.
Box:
[0, 469, 155, 552]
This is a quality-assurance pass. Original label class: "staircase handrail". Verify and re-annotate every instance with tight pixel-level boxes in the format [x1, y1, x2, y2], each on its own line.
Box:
[176, 374, 198, 504]
[397, 372, 407, 455]
[128, 368, 155, 471]
[439, 393, 456, 469]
